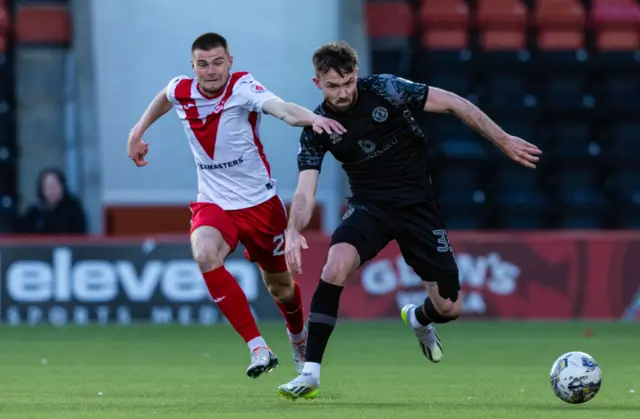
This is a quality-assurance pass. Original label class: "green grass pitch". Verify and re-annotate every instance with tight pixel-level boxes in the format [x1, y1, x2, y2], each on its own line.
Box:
[0, 321, 638, 418]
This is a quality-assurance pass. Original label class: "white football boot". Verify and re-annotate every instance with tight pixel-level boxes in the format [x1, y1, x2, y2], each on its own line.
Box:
[401, 304, 444, 362]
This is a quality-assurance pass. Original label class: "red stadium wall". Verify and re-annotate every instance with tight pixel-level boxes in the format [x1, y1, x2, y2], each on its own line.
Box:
[103, 205, 325, 235]
[0, 231, 638, 325]
[296, 231, 640, 321]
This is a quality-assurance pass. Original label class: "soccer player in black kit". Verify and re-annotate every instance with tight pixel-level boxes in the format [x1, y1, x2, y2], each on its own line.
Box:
[277, 42, 541, 400]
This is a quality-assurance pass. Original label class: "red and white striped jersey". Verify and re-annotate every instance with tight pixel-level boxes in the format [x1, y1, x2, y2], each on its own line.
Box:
[166, 71, 279, 210]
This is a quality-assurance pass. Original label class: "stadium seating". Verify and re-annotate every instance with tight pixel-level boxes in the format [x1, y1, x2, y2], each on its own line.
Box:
[533, 0, 587, 49]
[476, 4, 529, 163]
[436, 165, 490, 229]
[592, 0, 640, 114]
[534, 0, 594, 113]
[591, 0, 640, 48]
[476, 0, 528, 51]
[552, 119, 600, 160]
[0, 0, 73, 234]
[494, 165, 551, 228]
[609, 168, 640, 228]
[366, 0, 640, 229]
[366, 1, 415, 77]
[0, 0, 16, 232]
[610, 120, 640, 162]
[417, 0, 472, 95]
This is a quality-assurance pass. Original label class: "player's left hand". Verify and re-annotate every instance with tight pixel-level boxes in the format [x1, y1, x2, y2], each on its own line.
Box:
[284, 228, 308, 275]
[311, 115, 346, 135]
[497, 135, 542, 169]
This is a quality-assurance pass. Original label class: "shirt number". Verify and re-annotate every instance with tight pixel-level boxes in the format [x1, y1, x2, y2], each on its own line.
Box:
[273, 234, 285, 256]
[432, 229, 452, 253]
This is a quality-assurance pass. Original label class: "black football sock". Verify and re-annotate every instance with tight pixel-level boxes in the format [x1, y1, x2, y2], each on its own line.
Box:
[416, 297, 453, 325]
[414, 302, 433, 326]
[305, 279, 344, 365]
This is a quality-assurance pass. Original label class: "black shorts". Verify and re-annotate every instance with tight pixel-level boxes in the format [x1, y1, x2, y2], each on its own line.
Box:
[330, 200, 460, 299]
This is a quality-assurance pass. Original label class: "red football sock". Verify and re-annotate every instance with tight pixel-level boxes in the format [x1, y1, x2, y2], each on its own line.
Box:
[203, 266, 261, 343]
[276, 281, 305, 336]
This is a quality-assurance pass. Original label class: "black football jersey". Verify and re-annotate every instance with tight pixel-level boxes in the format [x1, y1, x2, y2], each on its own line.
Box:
[297, 74, 436, 205]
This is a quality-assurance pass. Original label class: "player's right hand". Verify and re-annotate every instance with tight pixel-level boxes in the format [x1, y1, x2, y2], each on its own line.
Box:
[311, 115, 346, 135]
[284, 228, 308, 275]
[127, 131, 149, 167]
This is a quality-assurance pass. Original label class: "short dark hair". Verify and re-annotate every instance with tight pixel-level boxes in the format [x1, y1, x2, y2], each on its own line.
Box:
[192, 32, 228, 53]
[312, 41, 358, 76]
[36, 168, 68, 202]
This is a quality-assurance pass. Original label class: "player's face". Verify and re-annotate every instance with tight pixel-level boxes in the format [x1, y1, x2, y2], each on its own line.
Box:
[191, 46, 233, 95]
[314, 69, 358, 112]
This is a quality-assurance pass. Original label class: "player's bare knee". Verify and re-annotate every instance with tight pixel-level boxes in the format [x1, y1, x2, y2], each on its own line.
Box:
[193, 248, 224, 272]
[423, 271, 461, 319]
[191, 227, 229, 272]
[191, 238, 224, 272]
[321, 244, 359, 286]
[267, 282, 293, 303]
[449, 299, 463, 319]
[321, 261, 349, 285]
[432, 298, 454, 315]
[441, 304, 462, 320]
[436, 298, 462, 319]
[262, 271, 294, 303]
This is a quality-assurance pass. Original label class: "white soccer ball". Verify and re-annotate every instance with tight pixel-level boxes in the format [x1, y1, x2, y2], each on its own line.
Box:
[549, 351, 602, 404]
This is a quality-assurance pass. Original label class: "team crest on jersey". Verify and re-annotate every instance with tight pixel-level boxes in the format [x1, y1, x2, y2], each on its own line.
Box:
[372, 106, 388, 122]
[330, 133, 343, 144]
[213, 97, 231, 113]
[251, 83, 265, 93]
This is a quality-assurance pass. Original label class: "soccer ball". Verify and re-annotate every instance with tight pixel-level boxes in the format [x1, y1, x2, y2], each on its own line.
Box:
[549, 351, 602, 404]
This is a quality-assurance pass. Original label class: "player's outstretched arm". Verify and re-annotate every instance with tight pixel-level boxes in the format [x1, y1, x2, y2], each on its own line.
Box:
[127, 87, 173, 167]
[262, 98, 346, 135]
[132, 87, 173, 135]
[423, 87, 542, 169]
[288, 170, 319, 233]
[285, 170, 319, 274]
[285, 127, 324, 274]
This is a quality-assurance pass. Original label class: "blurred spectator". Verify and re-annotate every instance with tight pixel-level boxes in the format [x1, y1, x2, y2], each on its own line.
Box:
[18, 168, 87, 234]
